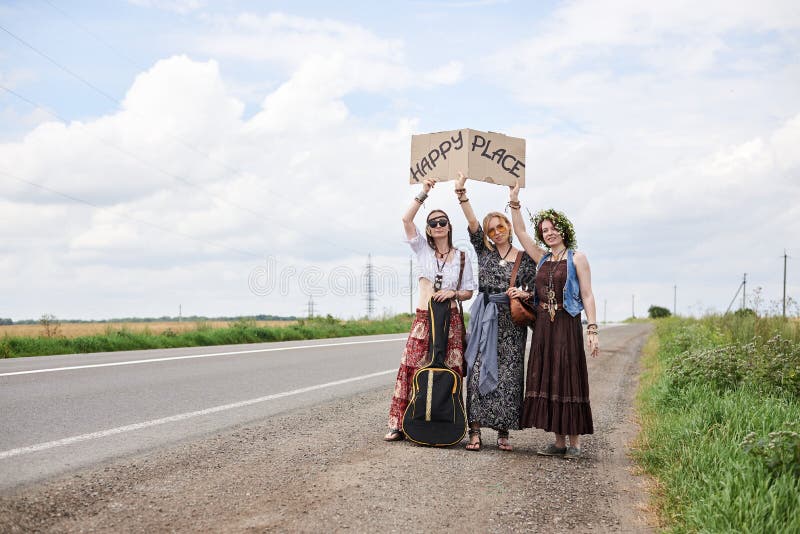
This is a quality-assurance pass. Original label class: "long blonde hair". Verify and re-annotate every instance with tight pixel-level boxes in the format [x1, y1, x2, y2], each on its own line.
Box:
[482, 211, 512, 251]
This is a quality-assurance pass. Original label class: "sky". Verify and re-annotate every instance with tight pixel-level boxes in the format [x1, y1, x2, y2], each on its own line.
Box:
[1, 0, 799, 322]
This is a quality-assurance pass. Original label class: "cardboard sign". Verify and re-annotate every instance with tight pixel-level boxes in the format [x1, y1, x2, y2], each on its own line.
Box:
[409, 128, 526, 187]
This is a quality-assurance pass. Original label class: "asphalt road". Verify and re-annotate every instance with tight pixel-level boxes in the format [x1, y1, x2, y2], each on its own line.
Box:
[0, 334, 409, 491]
[0, 323, 651, 533]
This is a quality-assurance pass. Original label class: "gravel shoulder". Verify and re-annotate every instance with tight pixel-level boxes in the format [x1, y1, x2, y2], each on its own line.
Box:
[0, 323, 654, 533]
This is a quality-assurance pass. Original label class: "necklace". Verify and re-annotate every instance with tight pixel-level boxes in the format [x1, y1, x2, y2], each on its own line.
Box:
[434, 247, 450, 291]
[544, 248, 568, 322]
[497, 245, 513, 267]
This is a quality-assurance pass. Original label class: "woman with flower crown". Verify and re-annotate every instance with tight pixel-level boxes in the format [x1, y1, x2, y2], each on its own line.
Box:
[383, 178, 477, 442]
[508, 182, 600, 459]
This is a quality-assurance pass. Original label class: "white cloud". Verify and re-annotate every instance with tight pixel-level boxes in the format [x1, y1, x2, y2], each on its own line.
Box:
[2, 4, 799, 321]
[0, 43, 423, 318]
[192, 12, 461, 97]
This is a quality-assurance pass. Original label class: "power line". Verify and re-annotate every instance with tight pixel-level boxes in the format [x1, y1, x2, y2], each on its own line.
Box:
[0, 168, 263, 260]
[39, 0, 147, 72]
[0, 20, 369, 251]
[0, 83, 374, 265]
[0, 84, 282, 230]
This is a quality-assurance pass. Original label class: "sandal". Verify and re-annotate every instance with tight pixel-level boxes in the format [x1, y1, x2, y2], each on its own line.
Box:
[496, 429, 513, 451]
[383, 429, 404, 442]
[465, 428, 482, 451]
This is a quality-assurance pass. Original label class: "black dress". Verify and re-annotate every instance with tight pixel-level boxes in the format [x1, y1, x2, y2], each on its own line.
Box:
[466, 226, 536, 430]
[520, 259, 593, 435]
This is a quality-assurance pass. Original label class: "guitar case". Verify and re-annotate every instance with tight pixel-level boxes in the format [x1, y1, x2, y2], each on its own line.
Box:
[401, 296, 468, 446]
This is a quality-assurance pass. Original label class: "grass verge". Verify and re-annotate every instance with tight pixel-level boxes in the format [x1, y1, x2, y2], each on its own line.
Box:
[0, 315, 415, 358]
[633, 316, 800, 533]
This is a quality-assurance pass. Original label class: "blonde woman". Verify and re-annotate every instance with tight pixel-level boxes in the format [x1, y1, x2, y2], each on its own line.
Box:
[454, 173, 538, 451]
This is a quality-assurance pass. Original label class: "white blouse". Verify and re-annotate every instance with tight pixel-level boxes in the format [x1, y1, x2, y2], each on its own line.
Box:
[406, 227, 477, 291]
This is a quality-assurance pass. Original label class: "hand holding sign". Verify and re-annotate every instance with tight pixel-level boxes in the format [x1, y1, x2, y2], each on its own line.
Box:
[455, 171, 467, 190]
[409, 129, 526, 187]
[509, 179, 520, 202]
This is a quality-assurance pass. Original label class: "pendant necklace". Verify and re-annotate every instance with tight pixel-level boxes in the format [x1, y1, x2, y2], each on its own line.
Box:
[497, 245, 512, 267]
[545, 248, 567, 322]
[434, 246, 450, 291]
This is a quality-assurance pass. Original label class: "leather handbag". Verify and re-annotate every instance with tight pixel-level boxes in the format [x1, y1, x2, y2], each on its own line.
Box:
[509, 253, 535, 328]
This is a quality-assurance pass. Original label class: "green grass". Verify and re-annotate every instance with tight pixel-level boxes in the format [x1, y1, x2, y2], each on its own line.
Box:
[0, 315, 415, 358]
[634, 316, 800, 533]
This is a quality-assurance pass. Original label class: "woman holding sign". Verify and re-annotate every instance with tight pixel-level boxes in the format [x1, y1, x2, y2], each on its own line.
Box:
[454, 172, 539, 451]
[384, 179, 477, 442]
[508, 183, 599, 459]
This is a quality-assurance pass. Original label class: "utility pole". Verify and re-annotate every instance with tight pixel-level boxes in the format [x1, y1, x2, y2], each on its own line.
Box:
[631, 294, 635, 319]
[673, 285, 677, 316]
[742, 273, 747, 310]
[603, 299, 607, 324]
[178, 304, 182, 322]
[365, 254, 375, 318]
[783, 250, 788, 318]
[307, 296, 315, 319]
[725, 275, 746, 314]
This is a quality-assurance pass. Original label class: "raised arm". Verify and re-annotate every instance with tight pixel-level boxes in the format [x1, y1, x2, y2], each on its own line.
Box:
[508, 181, 546, 263]
[574, 251, 599, 358]
[454, 172, 479, 233]
[402, 179, 434, 239]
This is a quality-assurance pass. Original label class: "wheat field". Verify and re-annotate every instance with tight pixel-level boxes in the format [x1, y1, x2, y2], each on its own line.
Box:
[0, 320, 297, 339]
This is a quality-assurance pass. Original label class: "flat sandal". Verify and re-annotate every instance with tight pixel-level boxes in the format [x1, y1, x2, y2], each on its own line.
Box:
[496, 429, 513, 451]
[465, 428, 482, 451]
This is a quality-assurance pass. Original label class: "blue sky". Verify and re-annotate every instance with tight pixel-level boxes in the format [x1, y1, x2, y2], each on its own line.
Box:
[1, 0, 799, 321]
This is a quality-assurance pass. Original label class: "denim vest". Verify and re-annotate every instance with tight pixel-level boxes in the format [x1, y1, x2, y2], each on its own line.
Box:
[535, 249, 583, 317]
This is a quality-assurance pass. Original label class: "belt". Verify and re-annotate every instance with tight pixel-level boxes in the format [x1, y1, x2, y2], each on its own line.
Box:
[479, 286, 506, 294]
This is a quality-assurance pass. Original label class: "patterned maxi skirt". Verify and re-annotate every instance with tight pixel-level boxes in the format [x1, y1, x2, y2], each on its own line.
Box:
[465, 302, 527, 431]
[387, 307, 466, 430]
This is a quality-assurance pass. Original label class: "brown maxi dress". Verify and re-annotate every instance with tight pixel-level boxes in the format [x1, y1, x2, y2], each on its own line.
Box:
[520, 259, 593, 435]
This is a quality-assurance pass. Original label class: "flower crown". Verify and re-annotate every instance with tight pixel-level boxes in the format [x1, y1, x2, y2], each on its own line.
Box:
[528, 208, 577, 250]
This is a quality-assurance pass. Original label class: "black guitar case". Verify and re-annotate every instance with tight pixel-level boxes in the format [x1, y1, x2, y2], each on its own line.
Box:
[401, 297, 468, 446]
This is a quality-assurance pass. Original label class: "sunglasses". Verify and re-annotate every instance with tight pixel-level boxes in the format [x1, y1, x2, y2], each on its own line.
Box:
[487, 223, 508, 238]
[427, 218, 449, 228]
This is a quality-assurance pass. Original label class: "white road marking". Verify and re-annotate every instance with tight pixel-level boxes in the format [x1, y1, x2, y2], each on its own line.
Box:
[0, 368, 397, 460]
[0, 336, 408, 377]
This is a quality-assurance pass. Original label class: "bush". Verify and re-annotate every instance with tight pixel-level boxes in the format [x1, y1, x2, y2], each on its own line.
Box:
[0, 338, 11, 358]
[741, 423, 800, 478]
[636, 316, 800, 532]
[648, 305, 671, 318]
[665, 334, 800, 397]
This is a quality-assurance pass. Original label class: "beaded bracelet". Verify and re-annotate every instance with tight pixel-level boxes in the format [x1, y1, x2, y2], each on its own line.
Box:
[459, 198, 470, 203]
